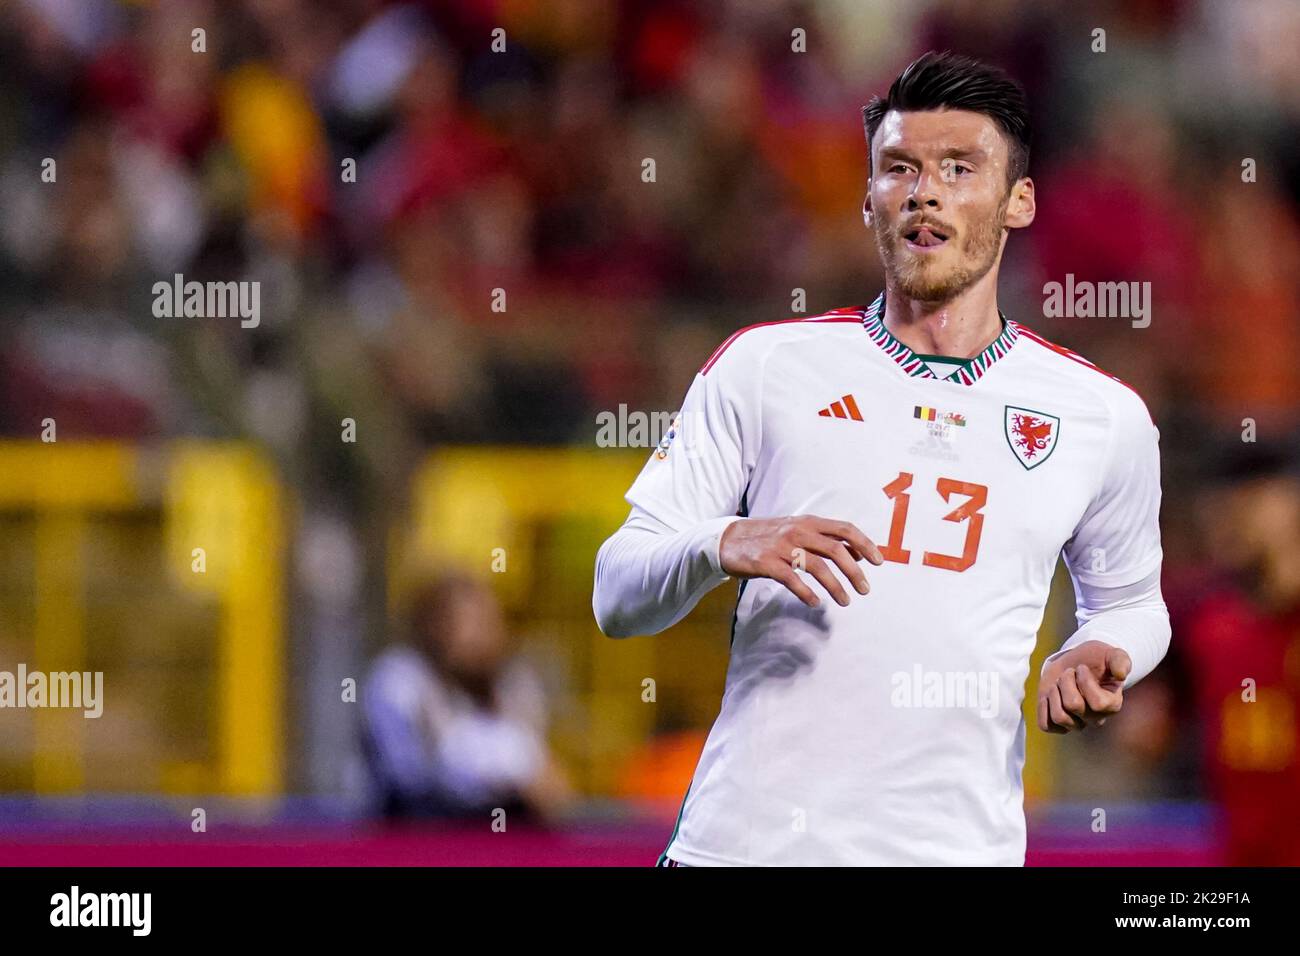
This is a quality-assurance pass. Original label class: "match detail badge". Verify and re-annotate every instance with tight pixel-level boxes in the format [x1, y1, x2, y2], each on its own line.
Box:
[1004, 406, 1059, 470]
[654, 414, 681, 459]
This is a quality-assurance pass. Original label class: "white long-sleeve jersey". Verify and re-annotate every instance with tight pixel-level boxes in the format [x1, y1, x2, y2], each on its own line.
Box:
[593, 293, 1170, 866]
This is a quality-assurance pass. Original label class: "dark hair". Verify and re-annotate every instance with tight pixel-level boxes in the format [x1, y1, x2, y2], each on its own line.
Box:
[862, 51, 1031, 189]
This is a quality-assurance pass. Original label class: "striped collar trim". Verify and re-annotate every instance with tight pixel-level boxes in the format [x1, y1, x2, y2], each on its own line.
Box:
[861, 292, 1019, 386]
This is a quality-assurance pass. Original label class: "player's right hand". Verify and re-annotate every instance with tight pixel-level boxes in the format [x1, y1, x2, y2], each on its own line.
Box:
[718, 515, 884, 608]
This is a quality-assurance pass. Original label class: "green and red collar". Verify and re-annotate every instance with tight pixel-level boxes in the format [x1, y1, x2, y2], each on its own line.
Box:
[861, 292, 1020, 386]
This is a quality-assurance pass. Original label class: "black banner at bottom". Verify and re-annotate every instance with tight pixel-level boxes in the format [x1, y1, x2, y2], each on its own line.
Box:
[0, 866, 1286, 942]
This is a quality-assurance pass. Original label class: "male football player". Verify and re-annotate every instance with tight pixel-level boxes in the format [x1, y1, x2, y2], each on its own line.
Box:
[593, 51, 1170, 866]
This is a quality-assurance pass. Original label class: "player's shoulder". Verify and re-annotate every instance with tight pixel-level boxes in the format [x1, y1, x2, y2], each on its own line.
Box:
[1009, 319, 1156, 430]
[699, 306, 869, 376]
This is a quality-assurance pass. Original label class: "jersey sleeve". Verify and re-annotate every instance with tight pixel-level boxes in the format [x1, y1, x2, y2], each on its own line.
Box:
[1044, 567, 1170, 688]
[624, 341, 761, 530]
[592, 333, 764, 637]
[1053, 390, 1169, 686]
[1062, 391, 1163, 589]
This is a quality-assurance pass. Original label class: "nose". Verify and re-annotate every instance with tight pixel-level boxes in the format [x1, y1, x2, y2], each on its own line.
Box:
[906, 168, 943, 212]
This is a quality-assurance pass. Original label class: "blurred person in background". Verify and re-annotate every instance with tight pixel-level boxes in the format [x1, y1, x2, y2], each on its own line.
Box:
[361, 571, 573, 824]
[1178, 439, 1300, 864]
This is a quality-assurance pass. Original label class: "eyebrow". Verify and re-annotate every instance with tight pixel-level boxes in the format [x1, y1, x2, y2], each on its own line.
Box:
[877, 145, 989, 164]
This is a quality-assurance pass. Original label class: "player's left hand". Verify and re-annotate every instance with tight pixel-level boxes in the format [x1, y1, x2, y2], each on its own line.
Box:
[1036, 640, 1130, 734]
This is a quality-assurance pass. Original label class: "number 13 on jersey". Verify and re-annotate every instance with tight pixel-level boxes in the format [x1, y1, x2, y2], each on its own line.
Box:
[879, 472, 988, 572]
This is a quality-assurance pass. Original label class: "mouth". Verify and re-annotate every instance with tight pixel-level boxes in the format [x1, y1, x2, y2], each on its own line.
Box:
[903, 225, 950, 252]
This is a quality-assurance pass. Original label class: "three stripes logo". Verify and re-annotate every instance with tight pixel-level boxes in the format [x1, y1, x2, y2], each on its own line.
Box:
[817, 394, 863, 421]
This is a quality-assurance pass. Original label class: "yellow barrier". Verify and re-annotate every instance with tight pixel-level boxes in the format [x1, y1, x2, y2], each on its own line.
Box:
[0, 441, 284, 796]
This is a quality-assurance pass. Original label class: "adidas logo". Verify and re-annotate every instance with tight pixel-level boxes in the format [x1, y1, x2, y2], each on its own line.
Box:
[817, 394, 863, 421]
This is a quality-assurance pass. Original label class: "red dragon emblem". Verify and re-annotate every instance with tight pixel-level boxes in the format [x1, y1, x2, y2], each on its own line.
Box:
[1005, 406, 1059, 469]
[1011, 414, 1053, 459]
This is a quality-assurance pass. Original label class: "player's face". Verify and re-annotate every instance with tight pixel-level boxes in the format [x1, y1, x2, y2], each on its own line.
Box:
[867, 109, 1017, 303]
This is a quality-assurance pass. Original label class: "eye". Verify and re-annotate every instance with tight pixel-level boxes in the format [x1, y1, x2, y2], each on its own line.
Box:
[889, 163, 911, 174]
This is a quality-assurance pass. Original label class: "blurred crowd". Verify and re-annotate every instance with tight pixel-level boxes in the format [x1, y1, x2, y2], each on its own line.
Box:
[1, 0, 1298, 860]
[3, 0, 1297, 454]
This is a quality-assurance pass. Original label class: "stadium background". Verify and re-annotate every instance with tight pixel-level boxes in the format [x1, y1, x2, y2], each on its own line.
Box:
[1, 0, 1298, 865]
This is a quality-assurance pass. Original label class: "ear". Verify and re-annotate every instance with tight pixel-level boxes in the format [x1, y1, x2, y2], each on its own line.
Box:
[1004, 177, 1036, 230]
[862, 191, 873, 228]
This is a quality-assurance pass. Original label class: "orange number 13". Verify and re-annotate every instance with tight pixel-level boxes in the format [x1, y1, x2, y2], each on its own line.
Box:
[880, 472, 987, 572]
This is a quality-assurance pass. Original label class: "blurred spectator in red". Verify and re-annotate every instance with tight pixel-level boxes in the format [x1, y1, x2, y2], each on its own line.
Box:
[1180, 440, 1300, 864]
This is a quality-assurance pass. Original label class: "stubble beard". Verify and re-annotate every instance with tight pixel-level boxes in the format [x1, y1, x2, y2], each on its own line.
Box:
[873, 197, 1008, 304]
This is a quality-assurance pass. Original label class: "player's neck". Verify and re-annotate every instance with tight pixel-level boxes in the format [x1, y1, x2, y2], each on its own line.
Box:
[881, 276, 1004, 359]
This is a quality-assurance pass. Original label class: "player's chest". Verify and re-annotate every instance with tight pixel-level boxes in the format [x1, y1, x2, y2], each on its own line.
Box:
[752, 366, 1105, 561]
